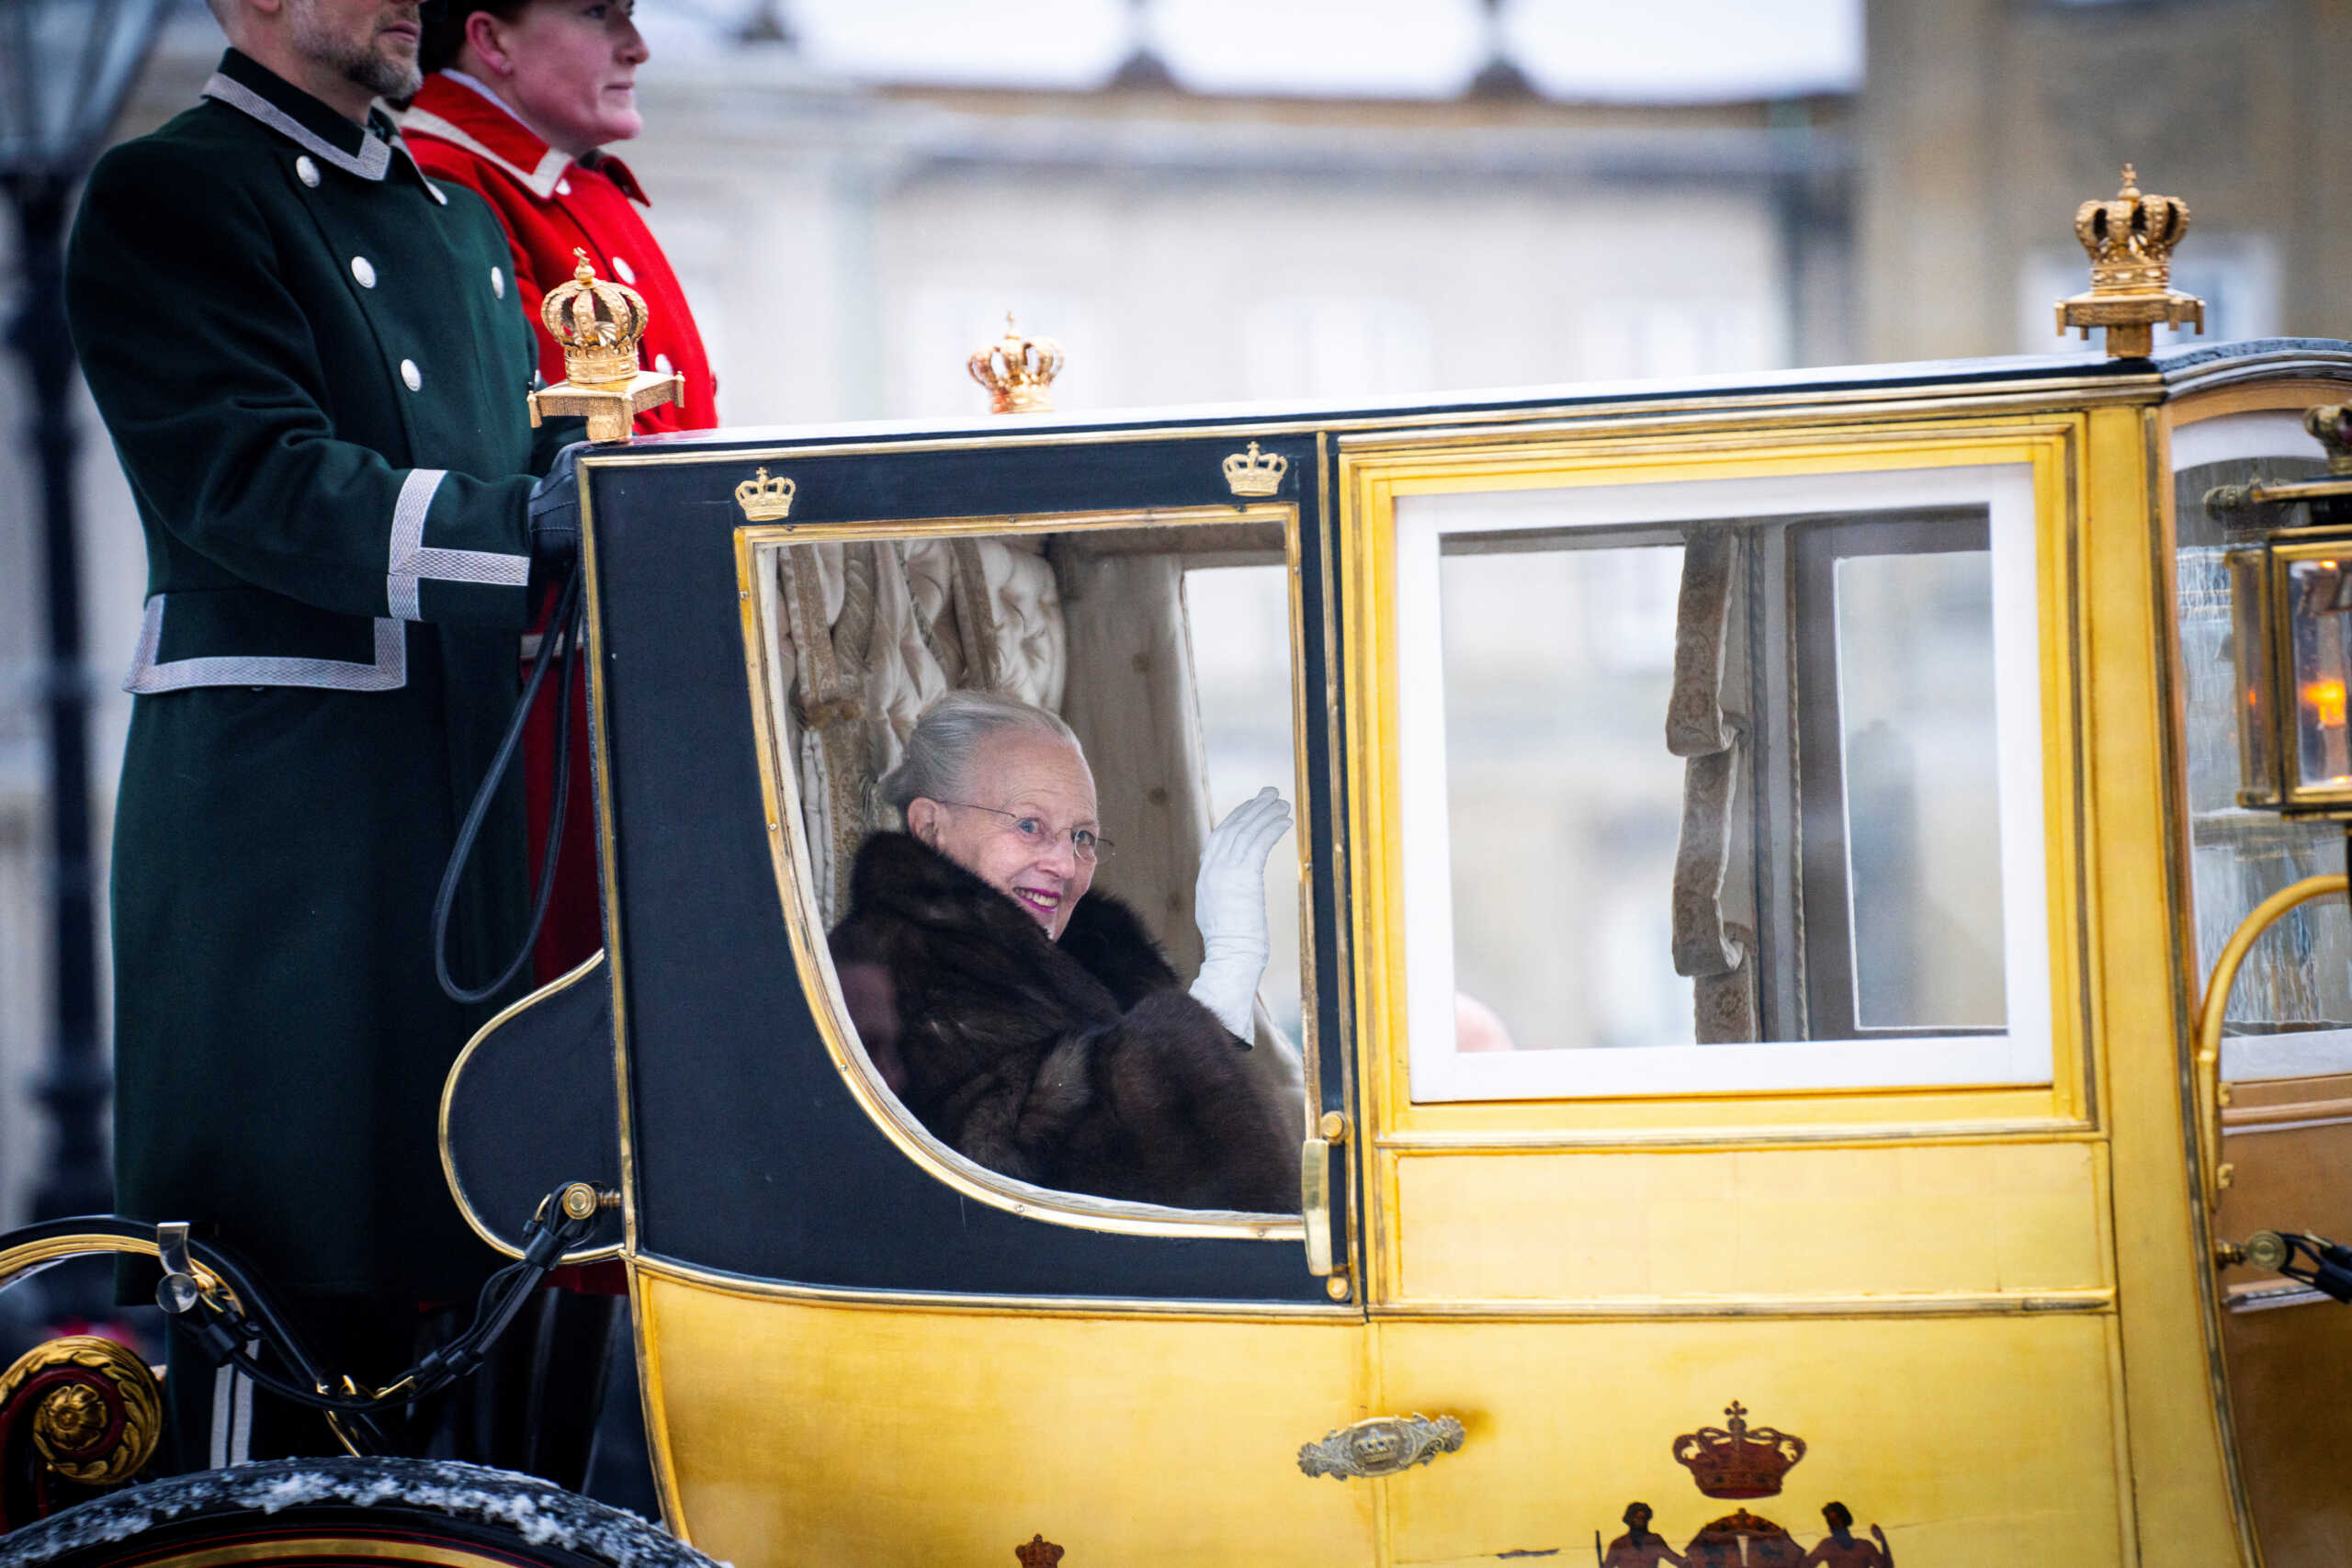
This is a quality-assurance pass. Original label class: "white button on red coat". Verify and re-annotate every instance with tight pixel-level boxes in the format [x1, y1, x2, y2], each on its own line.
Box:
[611, 254, 636, 285]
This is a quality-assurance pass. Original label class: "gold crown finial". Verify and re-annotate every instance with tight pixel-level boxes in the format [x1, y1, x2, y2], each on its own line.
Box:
[525, 247, 683, 441]
[2054, 164, 2203, 357]
[735, 466, 797, 521]
[1223, 441, 1288, 497]
[540, 247, 650, 390]
[968, 313, 1065, 415]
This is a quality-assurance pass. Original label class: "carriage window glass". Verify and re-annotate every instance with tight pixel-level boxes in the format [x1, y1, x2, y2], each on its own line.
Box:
[1187, 563, 1305, 1043]
[1437, 543, 1690, 1052]
[1833, 550, 2004, 1029]
[1393, 467, 2050, 1100]
[748, 512, 1308, 1219]
[2172, 411, 2352, 1084]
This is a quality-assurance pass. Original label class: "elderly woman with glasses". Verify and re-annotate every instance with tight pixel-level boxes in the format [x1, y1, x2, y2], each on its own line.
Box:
[828, 691, 1299, 1213]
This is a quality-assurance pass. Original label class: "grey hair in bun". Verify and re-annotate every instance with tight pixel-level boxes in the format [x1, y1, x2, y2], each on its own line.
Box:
[876, 690, 1080, 818]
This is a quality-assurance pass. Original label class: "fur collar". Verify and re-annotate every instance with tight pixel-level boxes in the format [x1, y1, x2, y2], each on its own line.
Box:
[829, 831, 1288, 1209]
[842, 831, 1180, 1005]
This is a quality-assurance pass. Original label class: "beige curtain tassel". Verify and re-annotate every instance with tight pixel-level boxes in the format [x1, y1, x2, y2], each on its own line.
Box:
[948, 537, 1003, 692]
[781, 547, 859, 728]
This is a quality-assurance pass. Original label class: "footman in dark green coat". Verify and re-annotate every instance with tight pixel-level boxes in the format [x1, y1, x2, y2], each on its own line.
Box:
[64, 0, 582, 1459]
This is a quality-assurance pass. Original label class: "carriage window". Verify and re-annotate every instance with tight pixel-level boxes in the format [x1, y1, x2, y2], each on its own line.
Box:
[749, 513, 1308, 1218]
[2173, 411, 2352, 1082]
[1395, 468, 2050, 1100]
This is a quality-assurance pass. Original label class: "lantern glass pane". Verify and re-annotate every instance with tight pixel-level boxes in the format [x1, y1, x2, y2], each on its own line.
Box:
[2284, 554, 2352, 795]
[2227, 547, 2278, 806]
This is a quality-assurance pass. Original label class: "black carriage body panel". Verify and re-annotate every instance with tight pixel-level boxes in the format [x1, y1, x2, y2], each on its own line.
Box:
[441, 958, 624, 1258]
[521, 343, 2338, 1298]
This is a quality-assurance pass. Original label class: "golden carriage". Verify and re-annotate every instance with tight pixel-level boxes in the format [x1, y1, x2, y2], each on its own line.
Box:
[4, 186, 2351, 1568]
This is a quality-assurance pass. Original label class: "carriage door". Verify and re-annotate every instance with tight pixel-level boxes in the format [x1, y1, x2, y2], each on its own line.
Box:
[591, 434, 1375, 1568]
[2172, 399, 2352, 1568]
[1337, 431, 2132, 1565]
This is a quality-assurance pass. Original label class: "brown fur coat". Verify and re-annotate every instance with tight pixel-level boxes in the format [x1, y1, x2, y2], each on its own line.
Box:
[827, 832, 1296, 1213]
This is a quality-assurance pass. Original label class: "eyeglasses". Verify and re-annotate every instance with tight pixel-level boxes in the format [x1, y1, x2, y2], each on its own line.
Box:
[934, 802, 1114, 863]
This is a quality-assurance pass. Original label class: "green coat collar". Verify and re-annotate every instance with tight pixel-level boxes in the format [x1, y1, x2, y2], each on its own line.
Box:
[200, 48, 434, 193]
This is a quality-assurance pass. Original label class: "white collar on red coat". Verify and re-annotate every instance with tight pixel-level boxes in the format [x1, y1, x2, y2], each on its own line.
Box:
[400, 71, 572, 199]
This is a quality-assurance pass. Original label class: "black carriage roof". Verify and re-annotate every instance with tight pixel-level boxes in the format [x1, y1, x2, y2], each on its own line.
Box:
[614, 338, 2352, 458]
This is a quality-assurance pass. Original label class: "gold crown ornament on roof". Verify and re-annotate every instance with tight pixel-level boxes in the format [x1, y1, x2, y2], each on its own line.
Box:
[541, 248, 650, 389]
[527, 247, 684, 443]
[2055, 165, 2205, 358]
[968, 313, 1065, 415]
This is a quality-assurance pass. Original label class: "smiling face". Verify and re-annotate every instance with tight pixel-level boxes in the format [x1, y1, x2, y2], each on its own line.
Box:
[470, 0, 646, 157]
[908, 728, 1099, 941]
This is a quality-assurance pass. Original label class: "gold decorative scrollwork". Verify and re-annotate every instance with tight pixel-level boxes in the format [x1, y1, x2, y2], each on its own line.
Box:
[0, 1334, 164, 1487]
[1296, 1413, 1465, 1480]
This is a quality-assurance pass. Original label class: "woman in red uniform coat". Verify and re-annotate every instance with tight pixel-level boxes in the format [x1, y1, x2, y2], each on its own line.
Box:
[407, 0, 718, 982]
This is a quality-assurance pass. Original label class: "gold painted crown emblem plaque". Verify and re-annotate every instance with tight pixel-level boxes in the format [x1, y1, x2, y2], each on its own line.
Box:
[2055, 165, 2204, 358]
[1672, 1401, 1806, 1499]
[1223, 441, 1287, 497]
[968, 314, 1064, 415]
[736, 467, 797, 521]
[541, 248, 650, 389]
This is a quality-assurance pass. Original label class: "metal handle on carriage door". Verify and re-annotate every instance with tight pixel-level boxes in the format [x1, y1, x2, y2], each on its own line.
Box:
[1302, 1111, 1347, 1279]
[2196, 874, 2346, 1220]
[1296, 1414, 1466, 1479]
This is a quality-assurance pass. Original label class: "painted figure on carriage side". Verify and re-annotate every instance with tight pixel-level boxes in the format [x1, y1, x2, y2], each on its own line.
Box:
[1600, 1502, 1690, 1568]
[1799, 1504, 1894, 1568]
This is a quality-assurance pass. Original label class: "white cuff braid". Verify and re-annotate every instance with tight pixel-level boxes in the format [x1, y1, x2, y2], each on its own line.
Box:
[1186, 787, 1293, 1038]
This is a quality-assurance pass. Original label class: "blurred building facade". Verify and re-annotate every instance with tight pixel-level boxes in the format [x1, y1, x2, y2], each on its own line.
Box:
[1, 0, 2343, 1224]
[1860, 0, 2346, 359]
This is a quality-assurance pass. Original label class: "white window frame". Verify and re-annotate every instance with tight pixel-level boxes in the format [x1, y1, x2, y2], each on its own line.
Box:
[1396, 462, 2052, 1100]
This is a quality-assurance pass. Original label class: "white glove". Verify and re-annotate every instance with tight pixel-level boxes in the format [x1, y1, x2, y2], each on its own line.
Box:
[1187, 786, 1293, 1038]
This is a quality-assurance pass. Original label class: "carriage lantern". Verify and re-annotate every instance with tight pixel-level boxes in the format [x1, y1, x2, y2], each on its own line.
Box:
[2216, 405, 2352, 815]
